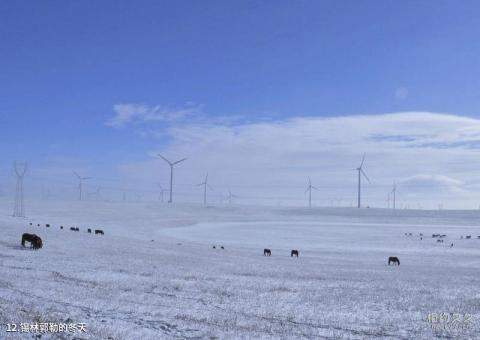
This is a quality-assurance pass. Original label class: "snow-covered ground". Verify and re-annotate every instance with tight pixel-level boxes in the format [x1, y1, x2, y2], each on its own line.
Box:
[1, 199, 480, 339]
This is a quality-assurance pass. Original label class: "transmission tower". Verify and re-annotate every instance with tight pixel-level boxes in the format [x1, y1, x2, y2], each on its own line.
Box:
[13, 161, 27, 217]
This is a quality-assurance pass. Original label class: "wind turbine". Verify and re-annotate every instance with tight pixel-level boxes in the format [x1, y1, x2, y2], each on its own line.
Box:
[158, 154, 187, 203]
[305, 177, 318, 208]
[225, 189, 238, 205]
[88, 186, 102, 201]
[158, 184, 167, 203]
[354, 154, 370, 208]
[197, 173, 213, 206]
[74, 172, 91, 201]
[390, 182, 397, 209]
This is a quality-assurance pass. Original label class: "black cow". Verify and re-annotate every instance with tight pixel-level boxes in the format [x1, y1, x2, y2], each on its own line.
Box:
[21, 233, 43, 250]
[220, 246, 224, 250]
[388, 256, 400, 265]
[212, 245, 216, 249]
[60, 226, 63, 230]
[263, 248, 271, 256]
[87, 228, 92, 234]
[45, 224, 50, 228]
[291, 249, 299, 257]
[466, 235, 472, 239]
[95, 229, 104, 235]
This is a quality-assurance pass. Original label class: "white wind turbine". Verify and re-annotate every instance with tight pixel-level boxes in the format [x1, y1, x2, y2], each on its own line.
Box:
[391, 182, 397, 209]
[158, 154, 187, 203]
[305, 177, 318, 208]
[225, 189, 239, 205]
[158, 184, 167, 203]
[197, 173, 213, 206]
[74, 172, 92, 201]
[354, 154, 370, 208]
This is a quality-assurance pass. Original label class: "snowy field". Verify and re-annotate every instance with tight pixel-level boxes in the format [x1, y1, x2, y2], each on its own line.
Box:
[1, 199, 480, 339]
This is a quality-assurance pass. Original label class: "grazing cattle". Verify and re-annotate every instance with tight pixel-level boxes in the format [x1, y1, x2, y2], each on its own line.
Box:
[408, 233, 412, 236]
[60, 226, 63, 229]
[21, 233, 43, 250]
[220, 246, 224, 250]
[95, 229, 104, 235]
[388, 256, 400, 265]
[441, 234, 446, 238]
[37, 224, 40, 227]
[466, 235, 471, 239]
[291, 249, 299, 257]
[477, 236, 480, 239]
[45, 224, 50, 228]
[419, 233, 423, 236]
[451, 243, 454, 247]
[264, 248, 271, 256]
[70, 227, 79, 232]
[432, 234, 440, 238]
[29, 223, 32, 226]
[437, 239, 444, 243]
[87, 228, 91, 234]
[213, 245, 216, 249]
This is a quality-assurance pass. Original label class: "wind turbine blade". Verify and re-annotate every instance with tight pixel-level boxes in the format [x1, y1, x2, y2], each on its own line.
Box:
[83, 177, 92, 180]
[73, 171, 80, 179]
[361, 169, 370, 183]
[207, 184, 214, 191]
[359, 153, 366, 168]
[311, 186, 319, 190]
[304, 188, 309, 194]
[158, 154, 172, 165]
[173, 158, 187, 165]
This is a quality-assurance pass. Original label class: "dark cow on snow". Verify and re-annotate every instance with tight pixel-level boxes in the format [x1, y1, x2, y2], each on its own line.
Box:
[388, 256, 400, 265]
[95, 229, 104, 235]
[263, 248, 271, 256]
[21, 233, 43, 250]
[291, 250, 299, 257]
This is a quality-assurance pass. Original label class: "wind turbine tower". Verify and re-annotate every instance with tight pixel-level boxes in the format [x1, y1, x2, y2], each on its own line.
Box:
[13, 161, 27, 217]
[305, 177, 318, 208]
[197, 173, 213, 206]
[354, 154, 370, 208]
[158, 184, 167, 203]
[226, 189, 238, 205]
[158, 154, 187, 203]
[74, 172, 91, 201]
[391, 182, 397, 209]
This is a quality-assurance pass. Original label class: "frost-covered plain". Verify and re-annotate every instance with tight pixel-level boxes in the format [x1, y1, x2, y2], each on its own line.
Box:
[1, 199, 480, 339]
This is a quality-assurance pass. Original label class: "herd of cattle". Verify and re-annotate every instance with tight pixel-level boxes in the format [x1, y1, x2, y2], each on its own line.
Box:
[405, 231, 480, 248]
[20, 222, 105, 250]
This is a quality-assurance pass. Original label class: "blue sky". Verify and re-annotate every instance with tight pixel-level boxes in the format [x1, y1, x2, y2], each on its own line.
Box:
[2, 1, 480, 207]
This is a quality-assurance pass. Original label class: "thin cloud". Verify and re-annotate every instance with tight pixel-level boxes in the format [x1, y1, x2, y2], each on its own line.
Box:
[105, 103, 201, 128]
